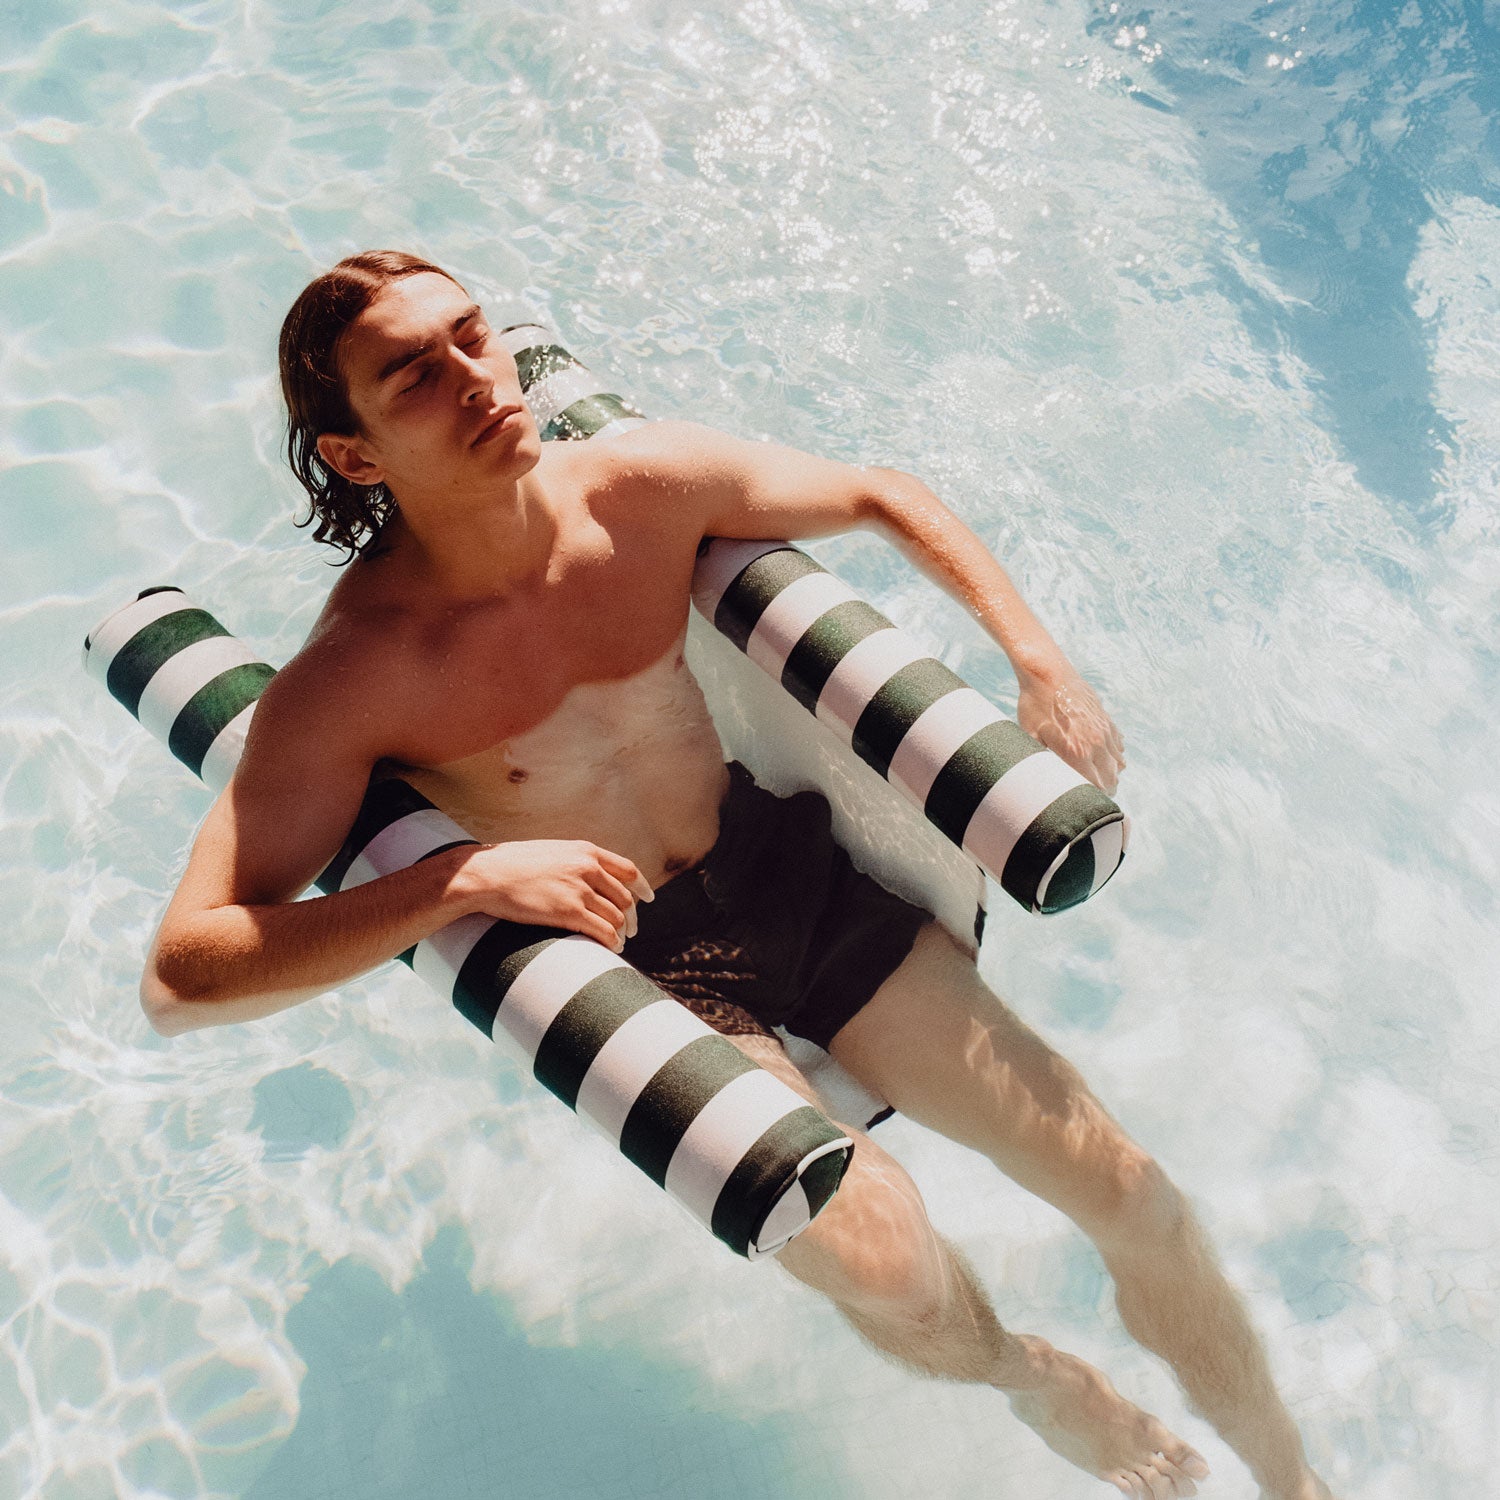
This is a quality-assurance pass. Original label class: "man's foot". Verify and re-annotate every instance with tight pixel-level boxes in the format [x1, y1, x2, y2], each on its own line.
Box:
[1002, 1336, 1211, 1496]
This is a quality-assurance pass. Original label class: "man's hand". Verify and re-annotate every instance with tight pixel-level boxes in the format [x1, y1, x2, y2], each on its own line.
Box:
[1016, 660, 1126, 797]
[450, 840, 655, 953]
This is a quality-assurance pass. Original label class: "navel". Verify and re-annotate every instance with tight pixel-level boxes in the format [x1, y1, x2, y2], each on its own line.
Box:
[663, 854, 690, 874]
[507, 766, 530, 784]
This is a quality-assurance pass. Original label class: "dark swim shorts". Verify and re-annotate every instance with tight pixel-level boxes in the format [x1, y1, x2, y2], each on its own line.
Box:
[620, 761, 932, 1050]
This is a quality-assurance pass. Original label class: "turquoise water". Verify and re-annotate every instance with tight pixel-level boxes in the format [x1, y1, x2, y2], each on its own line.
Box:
[3, 1, 1498, 1496]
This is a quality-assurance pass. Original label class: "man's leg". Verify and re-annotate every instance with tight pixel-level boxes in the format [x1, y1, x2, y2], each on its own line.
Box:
[826, 922, 1334, 1500]
[732, 1033, 1209, 1499]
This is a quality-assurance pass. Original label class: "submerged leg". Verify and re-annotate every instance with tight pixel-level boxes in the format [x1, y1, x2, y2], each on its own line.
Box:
[734, 1033, 1208, 1497]
[828, 922, 1336, 1500]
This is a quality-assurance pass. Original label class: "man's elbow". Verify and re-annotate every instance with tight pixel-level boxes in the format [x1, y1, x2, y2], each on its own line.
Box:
[862, 468, 934, 529]
[141, 966, 195, 1036]
[141, 939, 315, 1035]
[140, 940, 219, 1036]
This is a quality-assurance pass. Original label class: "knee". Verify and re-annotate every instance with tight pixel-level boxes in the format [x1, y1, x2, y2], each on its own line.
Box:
[788, 1164, 948, 1326]
[842, 1225, 948, 1329]
[1081, 1150, 1192, 1256]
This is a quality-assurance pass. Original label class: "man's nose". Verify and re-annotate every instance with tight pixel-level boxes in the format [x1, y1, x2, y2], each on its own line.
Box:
[453, 347, 494, 403]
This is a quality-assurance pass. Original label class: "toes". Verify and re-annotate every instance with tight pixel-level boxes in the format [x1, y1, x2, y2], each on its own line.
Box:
[1130, 1456, 1193, 1500]
[1109, 1446, 1204, 1498]
[1170, 1446, 1211, 1481]
[1150, 1450, 1200, 1498]
[1164, 1468, 1191, 1498]
[1144, 1465, 1172, 1500]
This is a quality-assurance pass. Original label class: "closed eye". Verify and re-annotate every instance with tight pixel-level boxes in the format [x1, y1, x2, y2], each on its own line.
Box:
[398, 327, 490, 393]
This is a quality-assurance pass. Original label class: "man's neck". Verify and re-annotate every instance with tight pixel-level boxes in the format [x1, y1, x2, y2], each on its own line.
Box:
[387, 468, 558, 602]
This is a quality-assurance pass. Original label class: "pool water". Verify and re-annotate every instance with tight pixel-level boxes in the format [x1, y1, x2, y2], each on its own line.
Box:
[2, 1, 1497, 1496]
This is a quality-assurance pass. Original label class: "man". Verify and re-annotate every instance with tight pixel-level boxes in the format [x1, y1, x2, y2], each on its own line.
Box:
[143, 251, 1334, 1499]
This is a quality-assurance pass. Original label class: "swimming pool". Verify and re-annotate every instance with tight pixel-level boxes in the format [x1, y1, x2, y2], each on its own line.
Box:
[2, 0, 1497, 1495]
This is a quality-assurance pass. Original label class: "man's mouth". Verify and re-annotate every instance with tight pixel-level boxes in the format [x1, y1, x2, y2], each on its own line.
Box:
[471, 406, 524, 447]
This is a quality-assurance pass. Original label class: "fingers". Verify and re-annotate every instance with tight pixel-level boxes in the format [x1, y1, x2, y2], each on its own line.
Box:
[561, 847, 642, 952]
[1075, 704, 1125, 796]
[1039, 723, 1116, 798]
[1037, 714, 1126, 798]
[587, 866, 639, 924]
[593, 845, 653, 904]
[1091, 746, 1121, 798]
[1102, 716, 1127, 791]
[582, 889, 630, 951]
[586, 846, 662, 946]
[1044, 676, 1127, 795]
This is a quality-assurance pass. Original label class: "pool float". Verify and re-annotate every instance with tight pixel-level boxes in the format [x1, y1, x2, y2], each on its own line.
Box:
[85, 330, 1126, 1258]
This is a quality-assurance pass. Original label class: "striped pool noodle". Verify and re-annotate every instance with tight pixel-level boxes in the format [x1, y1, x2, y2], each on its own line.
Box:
[498, 326, 1128, 914]
[689, 542, 1129, 913]
[84, 589, 852, 1260]
[499, 325, 648, 442]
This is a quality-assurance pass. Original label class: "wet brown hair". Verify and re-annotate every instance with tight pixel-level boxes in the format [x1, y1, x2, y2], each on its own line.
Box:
[278, 250, 465, 563]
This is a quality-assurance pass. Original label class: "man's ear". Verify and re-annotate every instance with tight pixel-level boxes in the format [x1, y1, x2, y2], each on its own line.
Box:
[316, 432, 384, 487]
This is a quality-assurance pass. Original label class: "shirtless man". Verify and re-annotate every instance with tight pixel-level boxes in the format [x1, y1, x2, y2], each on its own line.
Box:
[142, 251, 1333, 1500]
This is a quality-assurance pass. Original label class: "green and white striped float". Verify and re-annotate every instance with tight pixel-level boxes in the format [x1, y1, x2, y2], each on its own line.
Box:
[503, 325, 647, 443]
[691, 541, 1127, 913]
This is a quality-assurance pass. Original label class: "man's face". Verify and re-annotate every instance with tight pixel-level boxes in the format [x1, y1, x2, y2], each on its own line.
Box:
[318, 271, 543, 506]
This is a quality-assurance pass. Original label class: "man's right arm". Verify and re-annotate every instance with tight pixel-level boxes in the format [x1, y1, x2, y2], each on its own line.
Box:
[141, 663, 646, 1037]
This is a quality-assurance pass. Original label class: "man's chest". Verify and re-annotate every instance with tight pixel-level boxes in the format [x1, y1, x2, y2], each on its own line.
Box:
[374, 524, 701, 766]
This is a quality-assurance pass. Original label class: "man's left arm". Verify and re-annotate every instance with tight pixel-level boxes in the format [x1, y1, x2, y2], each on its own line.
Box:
[651, 421, 1126, 796]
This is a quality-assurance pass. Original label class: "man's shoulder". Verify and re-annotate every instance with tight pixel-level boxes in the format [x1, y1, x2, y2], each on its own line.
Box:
[253, 593, 405, 740]
[582, 419, 742, 481]
[577, 420, 758, 526]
